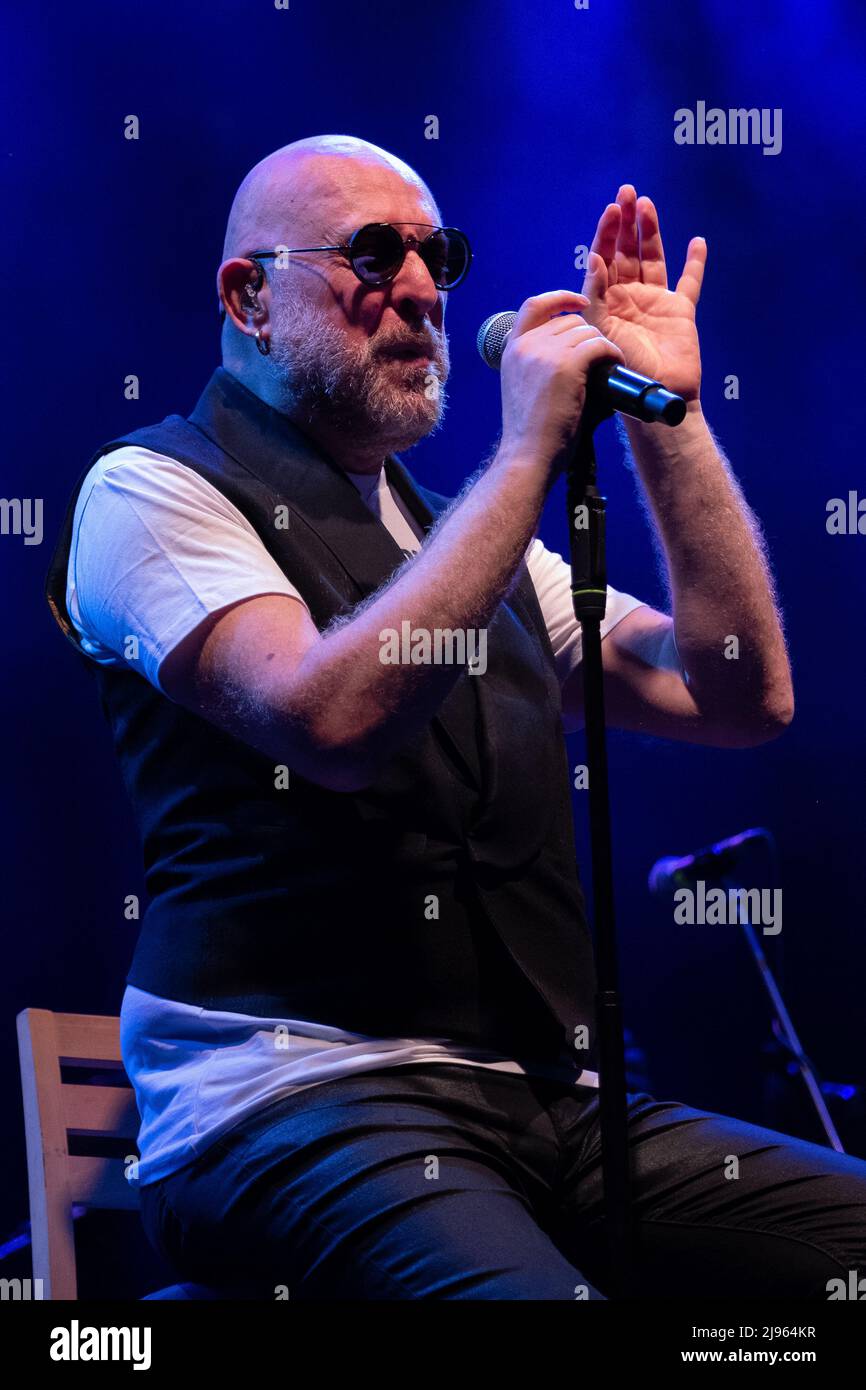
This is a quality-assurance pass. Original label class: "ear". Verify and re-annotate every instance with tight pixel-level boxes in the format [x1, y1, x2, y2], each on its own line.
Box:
[217, 258, 268, 334]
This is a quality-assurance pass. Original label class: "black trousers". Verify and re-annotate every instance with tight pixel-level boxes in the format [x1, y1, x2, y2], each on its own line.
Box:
[140, 1063, 866, 1300]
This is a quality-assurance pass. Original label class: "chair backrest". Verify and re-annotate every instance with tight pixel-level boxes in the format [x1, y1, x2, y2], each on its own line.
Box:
[16, 1008, 140, 1300]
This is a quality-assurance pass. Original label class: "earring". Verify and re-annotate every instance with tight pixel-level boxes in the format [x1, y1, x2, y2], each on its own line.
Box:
[255, 329, 270, 357]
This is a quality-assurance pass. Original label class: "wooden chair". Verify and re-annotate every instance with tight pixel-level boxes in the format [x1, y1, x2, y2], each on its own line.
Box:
[16, 1007, 215, 1300]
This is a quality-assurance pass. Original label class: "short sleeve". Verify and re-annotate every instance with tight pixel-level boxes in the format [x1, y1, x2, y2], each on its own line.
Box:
[524, 537, 647, 685]
[67, 446, 309, 692]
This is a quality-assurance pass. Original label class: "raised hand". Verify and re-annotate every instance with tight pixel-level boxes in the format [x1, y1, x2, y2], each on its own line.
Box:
[581, 185, 706, 402]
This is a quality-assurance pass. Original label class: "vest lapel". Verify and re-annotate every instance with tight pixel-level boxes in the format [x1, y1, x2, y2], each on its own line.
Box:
[189, 369, 409, 595]
[189, 369, 485, 792]
[386, 456, 488, 793]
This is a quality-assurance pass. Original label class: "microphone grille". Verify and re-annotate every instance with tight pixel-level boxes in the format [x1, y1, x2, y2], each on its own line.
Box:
[477, 311, 517, 369]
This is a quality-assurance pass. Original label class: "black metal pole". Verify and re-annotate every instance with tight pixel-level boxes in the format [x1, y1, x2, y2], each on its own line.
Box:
[566, 400, 633, 1298]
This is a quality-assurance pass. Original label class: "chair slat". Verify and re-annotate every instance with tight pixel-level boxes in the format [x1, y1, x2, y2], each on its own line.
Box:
[54, 1013, 122, 1064]
[62, 1084, 140, 1139]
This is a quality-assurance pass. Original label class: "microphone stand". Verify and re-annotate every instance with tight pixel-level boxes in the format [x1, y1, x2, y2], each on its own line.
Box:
[567, 375, 686, 1298]
[719, 873, 845, 1153]
[567, 387, 633, 1298]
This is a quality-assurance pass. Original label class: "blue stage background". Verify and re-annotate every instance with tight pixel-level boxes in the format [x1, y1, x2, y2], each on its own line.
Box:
[2, 0, 864, 1250]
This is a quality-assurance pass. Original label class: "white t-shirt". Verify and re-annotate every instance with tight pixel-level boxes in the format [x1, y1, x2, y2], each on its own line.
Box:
[67, 444, 646, 1184]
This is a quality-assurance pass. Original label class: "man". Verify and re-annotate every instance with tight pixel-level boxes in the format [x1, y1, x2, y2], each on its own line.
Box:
[47, 135, 865, 1300]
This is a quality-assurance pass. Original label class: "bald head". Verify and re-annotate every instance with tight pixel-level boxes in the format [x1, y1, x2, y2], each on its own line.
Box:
[222, 134, 439, 263]
[216, 135, 451, 469]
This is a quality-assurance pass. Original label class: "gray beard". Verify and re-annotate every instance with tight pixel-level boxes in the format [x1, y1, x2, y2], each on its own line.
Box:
[268, 297, 450, 454]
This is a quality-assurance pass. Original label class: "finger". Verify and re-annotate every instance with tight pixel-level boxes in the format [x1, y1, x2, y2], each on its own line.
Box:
[636, 195, 667, 287]
[559, 322, 620, 350]
[614, 185, 640, 280]
[547, 312, 588, 335]
[580, 250, 610, 303]
[552, 321, 609, 344]
[511, 290, 590, 338]
[571, 330, 626, 369]
[675, 236, 707, 306]
[589, 202, 620, 266]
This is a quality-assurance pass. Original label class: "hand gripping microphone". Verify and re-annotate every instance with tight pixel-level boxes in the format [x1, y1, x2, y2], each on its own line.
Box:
[477, 310, 687, 426]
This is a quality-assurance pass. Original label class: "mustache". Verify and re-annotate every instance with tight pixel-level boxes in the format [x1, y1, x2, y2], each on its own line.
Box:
[375, 330, 445, 359]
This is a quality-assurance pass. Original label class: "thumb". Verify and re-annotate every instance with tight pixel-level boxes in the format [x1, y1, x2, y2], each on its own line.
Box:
[581, 251, 610, 304]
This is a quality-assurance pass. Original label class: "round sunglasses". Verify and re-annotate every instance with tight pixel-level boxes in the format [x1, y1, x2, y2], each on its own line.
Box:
[245, 222, 472, 291]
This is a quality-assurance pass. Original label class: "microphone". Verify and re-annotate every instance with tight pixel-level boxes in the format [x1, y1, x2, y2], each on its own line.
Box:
[648, 827, 772, 896]
[477, 310, 687, 426]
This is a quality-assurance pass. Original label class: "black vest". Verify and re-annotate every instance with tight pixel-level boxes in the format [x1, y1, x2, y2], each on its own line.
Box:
[46, 368, 597, 1067]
